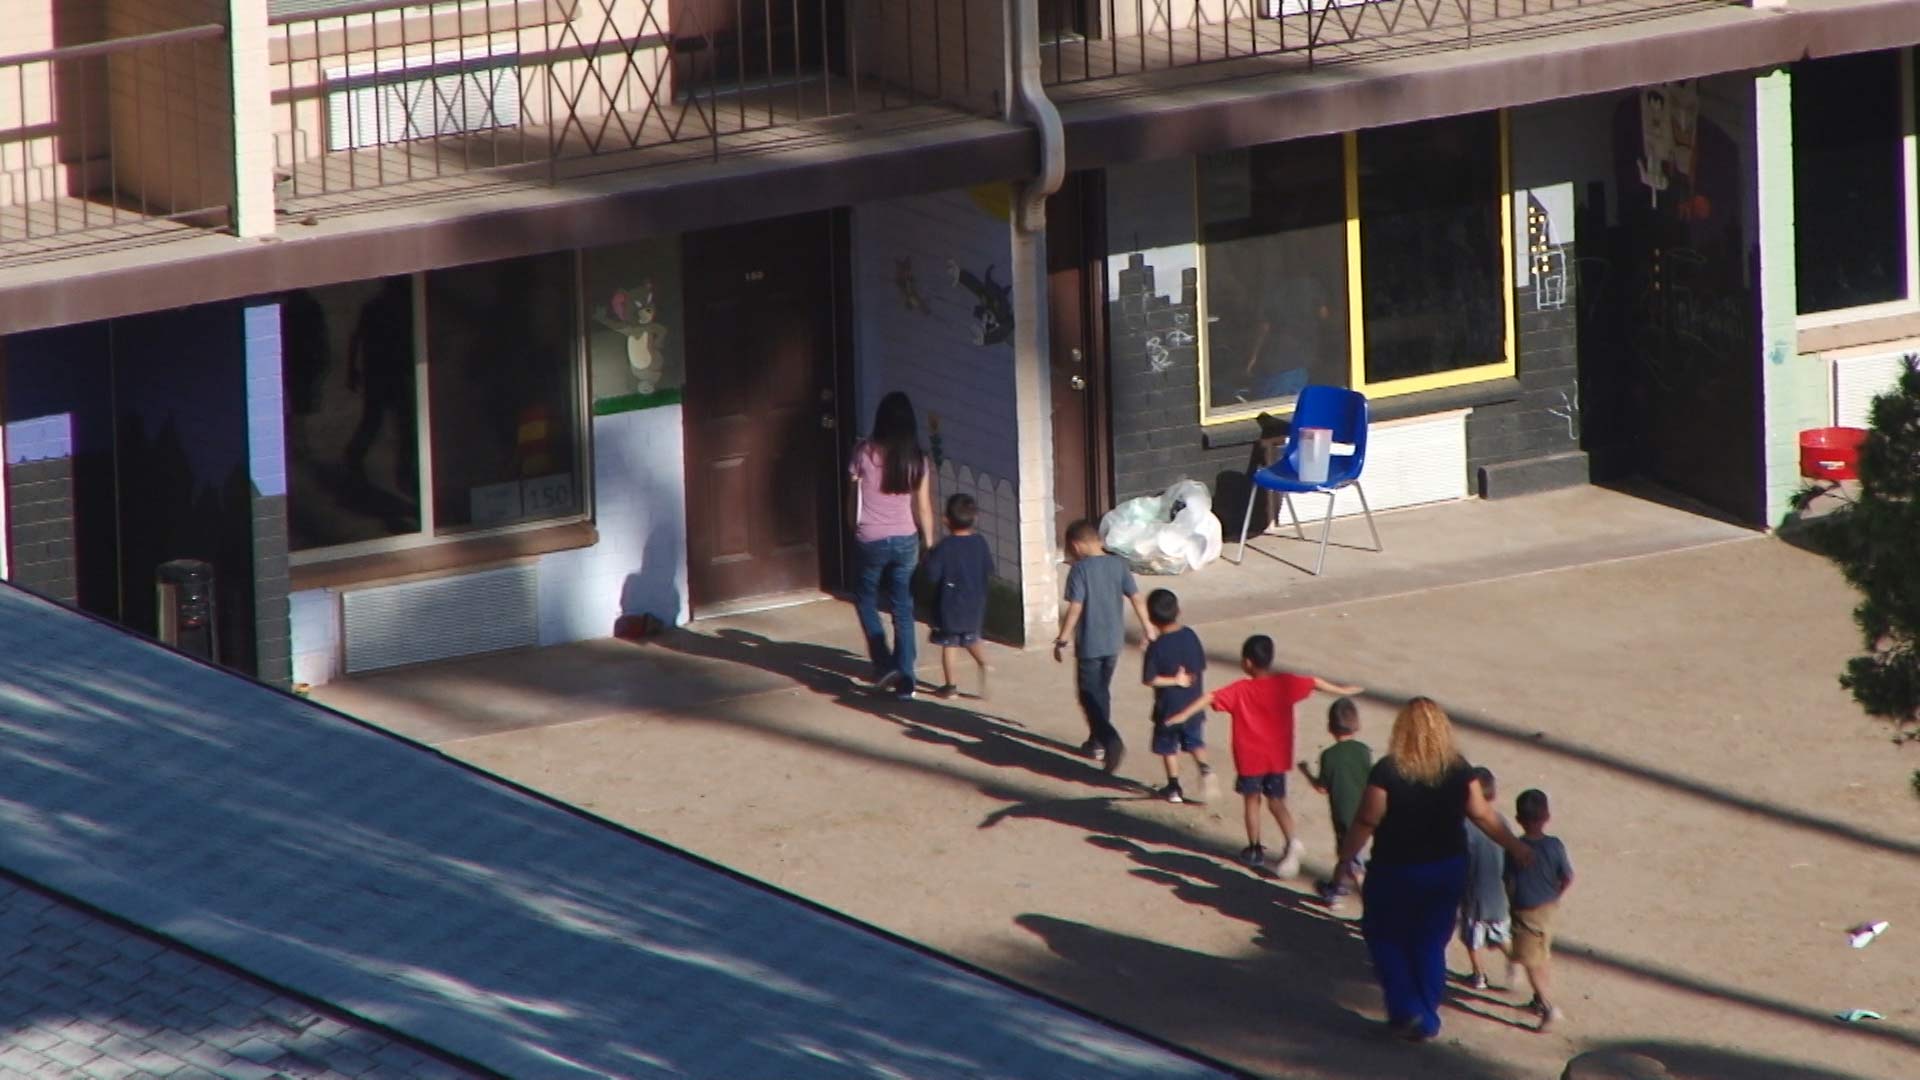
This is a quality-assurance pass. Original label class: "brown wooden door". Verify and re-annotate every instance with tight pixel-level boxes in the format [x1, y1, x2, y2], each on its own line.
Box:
[682, 213, 838, 612]
[1047, 172, 1108, 532]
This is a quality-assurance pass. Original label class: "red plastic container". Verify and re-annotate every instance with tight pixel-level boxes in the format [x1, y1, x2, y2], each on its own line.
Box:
[1799, 427, 1868, 482]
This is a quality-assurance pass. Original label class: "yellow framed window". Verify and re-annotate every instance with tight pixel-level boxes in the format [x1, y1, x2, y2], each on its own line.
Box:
[1194, 110, 1515, 425]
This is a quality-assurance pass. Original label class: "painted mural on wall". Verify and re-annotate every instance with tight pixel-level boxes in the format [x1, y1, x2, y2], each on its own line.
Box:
[852, 186, 1021, 484]
[584, 239, 684, 414]
[894, 257, 929, 314]
[947, 260, 1015, 346]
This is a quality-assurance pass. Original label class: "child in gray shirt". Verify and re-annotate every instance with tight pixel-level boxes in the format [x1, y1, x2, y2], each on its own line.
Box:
[1459, 767, 1511, 990]
[1054, 520, 1154, 774]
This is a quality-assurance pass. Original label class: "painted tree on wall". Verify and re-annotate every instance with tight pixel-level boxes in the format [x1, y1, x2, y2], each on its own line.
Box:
[1796, 355, 1920, 797]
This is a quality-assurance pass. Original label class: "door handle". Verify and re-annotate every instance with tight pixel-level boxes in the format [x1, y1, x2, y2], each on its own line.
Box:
[1070, 375, 1087, 391]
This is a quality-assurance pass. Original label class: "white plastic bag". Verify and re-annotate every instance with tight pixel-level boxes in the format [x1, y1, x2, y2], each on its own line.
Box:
[1098, 480, 1224, 575]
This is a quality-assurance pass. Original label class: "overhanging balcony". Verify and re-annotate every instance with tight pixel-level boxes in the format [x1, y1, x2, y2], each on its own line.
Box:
[1038, 0, 1743, 95]
[267, 0, 1001, 218]
[0, 22, 233, 265]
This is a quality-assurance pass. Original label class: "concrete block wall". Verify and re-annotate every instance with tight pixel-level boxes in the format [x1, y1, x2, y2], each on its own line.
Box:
[1107, 252, 1247, 504]
[4, 414, 78, 606]
[1466, 180, 1583, 491]
[536, 404, 688, 645]
[243, 303, 292, 687]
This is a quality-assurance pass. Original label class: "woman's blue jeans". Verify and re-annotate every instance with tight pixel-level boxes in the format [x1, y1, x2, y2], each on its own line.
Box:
[853, 534, 918, 684]
[1360, 855, 1468, 1038]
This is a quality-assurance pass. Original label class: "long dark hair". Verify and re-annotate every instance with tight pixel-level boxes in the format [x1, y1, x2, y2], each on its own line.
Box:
[869, 391, 925, 495]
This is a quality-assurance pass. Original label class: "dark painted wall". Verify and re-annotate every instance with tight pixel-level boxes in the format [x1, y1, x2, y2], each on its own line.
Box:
[5, 305, 260, 675]
[1106, 246, 1586, 525]
[1106, 254, 1255, 518]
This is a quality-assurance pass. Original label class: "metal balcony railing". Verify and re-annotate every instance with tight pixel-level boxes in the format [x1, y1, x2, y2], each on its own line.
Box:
[1038, 0, 1735, 86]
[269, 0, 986, 207]
[0, 25, 231, 256]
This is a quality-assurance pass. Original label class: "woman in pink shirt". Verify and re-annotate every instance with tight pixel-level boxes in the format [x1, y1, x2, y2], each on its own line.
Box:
[848, 392, 936, 699]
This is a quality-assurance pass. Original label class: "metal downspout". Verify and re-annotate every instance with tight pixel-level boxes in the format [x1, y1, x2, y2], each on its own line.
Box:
[1009, 0, 1066, 230]
[1006, 0, 1067, 647]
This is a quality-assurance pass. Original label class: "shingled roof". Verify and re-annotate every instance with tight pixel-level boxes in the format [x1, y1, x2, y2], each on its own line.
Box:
[0, 585, 1235, 1080]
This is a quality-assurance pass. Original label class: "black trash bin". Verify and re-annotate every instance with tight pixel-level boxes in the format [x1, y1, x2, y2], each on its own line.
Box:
[155, 559, 217, 662]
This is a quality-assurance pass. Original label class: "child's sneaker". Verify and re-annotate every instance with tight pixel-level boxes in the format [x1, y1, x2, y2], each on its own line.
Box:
[1469, 973, 1489, 991]
[934, 684, 959, 699]
[1156, 781, 1185, 804]
[1534, 1001, 1562, 1032]
[1237, 844, 1266, 868]
[1276, 837, 1305, 877]
[1080, 739, 1106, 762]
[1196, 768, 1217, 803]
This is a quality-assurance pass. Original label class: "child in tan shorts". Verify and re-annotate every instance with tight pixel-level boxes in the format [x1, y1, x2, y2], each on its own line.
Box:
[1504, 789, 1574, 1031]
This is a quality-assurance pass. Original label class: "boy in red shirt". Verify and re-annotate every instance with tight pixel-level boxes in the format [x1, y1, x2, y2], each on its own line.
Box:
[1165, 635, 1361, 874]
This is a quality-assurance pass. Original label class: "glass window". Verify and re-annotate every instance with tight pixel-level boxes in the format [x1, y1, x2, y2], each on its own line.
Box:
[1356, 112, 1507, 386]
[1198, 136, 1350, 415]
[1793, 51, 1908, 315]
[425, 253, 583, 532]
[282, 276, 422, 552]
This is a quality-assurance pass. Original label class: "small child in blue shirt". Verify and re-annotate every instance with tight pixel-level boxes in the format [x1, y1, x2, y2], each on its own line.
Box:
[1140, 589, 1214, 803]
[922, 494, 994, 699]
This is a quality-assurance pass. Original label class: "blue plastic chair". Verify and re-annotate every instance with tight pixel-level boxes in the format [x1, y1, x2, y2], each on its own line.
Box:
[1233, 385, 1383, 575]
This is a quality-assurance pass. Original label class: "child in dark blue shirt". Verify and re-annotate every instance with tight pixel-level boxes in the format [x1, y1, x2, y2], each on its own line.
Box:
[922, 494, 994, 699]
[1140, 589, 1213, 803]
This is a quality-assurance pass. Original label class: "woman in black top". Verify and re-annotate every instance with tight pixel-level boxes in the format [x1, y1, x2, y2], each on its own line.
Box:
[1334, 697, 1529, 1041]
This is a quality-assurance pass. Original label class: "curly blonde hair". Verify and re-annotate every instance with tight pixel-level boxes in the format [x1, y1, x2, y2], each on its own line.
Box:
[1389, 697, 1463, 785]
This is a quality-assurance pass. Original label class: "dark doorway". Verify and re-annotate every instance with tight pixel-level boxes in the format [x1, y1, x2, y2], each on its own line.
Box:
[682, 212, 841, 613]
[1047, 171, 1111, 534]
[1578, 95, 1765, 525]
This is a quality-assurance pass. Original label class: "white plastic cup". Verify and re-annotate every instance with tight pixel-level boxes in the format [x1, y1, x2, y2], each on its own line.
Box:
[1297, 427, 1333, 484]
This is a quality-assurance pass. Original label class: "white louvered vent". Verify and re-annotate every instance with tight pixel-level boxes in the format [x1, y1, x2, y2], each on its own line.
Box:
[325, 47, 520, 152]
[342, 564, 538, 674]
[1270, 411, 1471, 522]
[1831, 349, 1914, 429]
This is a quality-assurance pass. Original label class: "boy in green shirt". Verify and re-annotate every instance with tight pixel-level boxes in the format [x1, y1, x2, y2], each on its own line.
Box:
[1298, 697, 1371, 901]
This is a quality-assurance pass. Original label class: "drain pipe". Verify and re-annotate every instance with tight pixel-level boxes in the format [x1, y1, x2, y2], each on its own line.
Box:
[1008, 0, 1066, 231]
[1006, 0, 1068, 648]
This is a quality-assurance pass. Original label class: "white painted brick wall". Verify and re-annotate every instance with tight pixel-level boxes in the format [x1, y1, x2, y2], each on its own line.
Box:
[852, 189, 1020, 486]
[289, 586, 338, 686]
[536, 405, 688, 645]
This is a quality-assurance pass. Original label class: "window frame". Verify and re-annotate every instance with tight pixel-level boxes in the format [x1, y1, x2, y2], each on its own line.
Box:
[1795, 49, 1920, 329]
[286, 254, 595, 568]
[1195, 110, 1516, 426]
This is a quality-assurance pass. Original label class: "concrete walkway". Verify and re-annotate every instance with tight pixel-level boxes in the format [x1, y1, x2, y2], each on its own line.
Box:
[317, 486, 1920, 1080]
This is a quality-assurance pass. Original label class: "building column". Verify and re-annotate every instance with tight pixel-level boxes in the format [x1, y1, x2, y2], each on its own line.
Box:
[1754, 68, 1820, 527]
[227, 0, 277, 239]
[243, 302, 292, 686]
[1007, 223, 1061, 648]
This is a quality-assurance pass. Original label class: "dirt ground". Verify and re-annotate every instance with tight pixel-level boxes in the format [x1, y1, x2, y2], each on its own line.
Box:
[324, 533, 1920, 1080]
